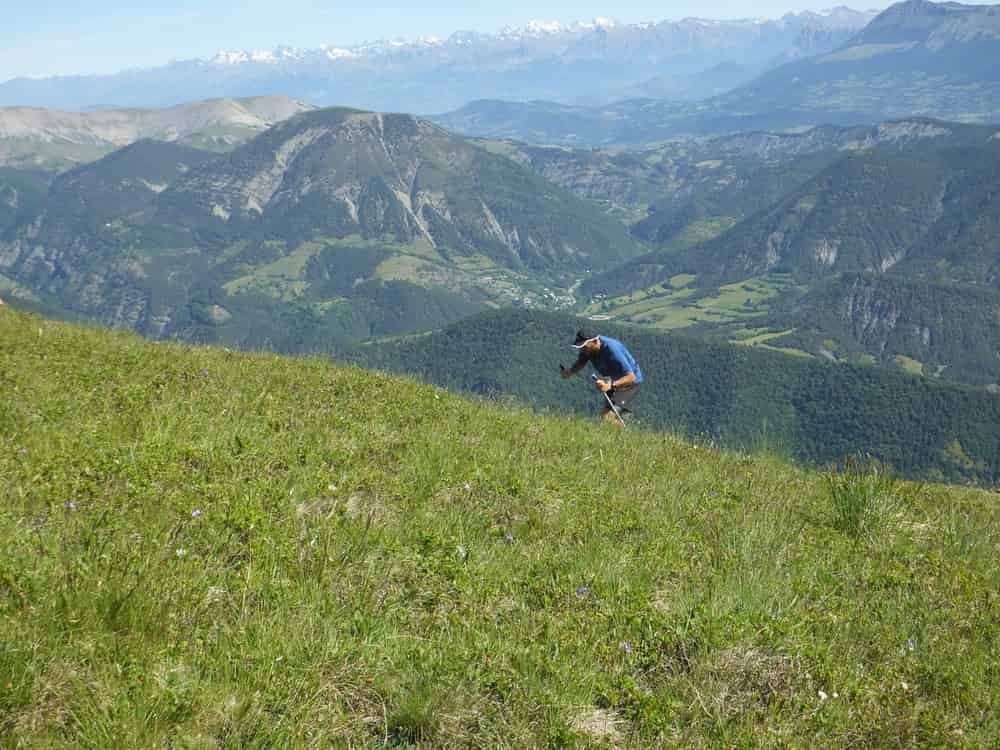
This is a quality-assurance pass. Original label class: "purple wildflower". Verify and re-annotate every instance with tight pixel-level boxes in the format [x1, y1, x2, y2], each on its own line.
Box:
[503, 531, 515, 544]
[191, 509, 203, 518]
[621, 641, 633, 653]
[200, 369, 209, 377]
[575, 585, 591, 599]
[65, 501, 77, 511]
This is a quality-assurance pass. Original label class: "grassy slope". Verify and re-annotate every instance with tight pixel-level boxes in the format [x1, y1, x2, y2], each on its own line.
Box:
[350, 309, 1000, 486]
[1, 307, 997, 748]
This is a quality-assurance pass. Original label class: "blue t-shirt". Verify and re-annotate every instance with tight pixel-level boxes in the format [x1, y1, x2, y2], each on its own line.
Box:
[590, 336, 643, 384]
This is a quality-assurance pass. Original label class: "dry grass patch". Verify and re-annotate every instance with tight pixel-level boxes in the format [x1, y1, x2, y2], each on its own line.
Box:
[12, 659, 81, 737]
[689, 647, 801, 719]
[571, 706, 626, 746]
[344, 492, 390, 522]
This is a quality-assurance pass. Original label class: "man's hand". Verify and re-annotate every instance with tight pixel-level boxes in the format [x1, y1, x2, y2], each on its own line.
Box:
[595, 378, 612, 393]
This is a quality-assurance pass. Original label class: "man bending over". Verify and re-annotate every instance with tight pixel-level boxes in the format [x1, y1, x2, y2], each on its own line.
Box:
[560, 329, 643, 425]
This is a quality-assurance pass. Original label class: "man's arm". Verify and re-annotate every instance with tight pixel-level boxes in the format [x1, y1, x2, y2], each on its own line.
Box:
[560, 353, 589, 379]
[596, 370, 637, 392]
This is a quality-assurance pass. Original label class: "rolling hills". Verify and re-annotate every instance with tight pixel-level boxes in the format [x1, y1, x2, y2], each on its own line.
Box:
[2, 304, 998, 747]
[0, 96, 312, 171]
[489, 119, 991, 247]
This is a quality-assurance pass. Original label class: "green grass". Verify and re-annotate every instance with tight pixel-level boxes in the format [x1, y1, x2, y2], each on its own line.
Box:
[223, 241, 345, 298]
[1, 307, 998, 747]
[589, 275, 797, 332]
[894, 355, 925, 376]
[730, 328, 797, 346]
[666, 217, 739, 251]
[668, 274, 697, 289]
[826, 457, 903, 542]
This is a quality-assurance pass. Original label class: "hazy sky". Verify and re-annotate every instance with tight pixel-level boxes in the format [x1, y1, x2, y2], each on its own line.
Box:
[0, 0, 975, 82]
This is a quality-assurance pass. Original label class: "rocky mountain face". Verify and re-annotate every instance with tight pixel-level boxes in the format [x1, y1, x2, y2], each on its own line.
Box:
[0, 96, 312, 170]
[688, 140, 1000, 286]
[767, 274, 1000, 386]
[0, 11, 875, 113]
[154, 108, 642, 269]
[0, 167, 48, 236]
[0, 108, 644, 348]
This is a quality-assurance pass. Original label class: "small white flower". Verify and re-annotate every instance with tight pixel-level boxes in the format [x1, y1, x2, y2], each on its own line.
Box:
[818, 690, 828, 701]
[328, 484, 338, 492]
[175, 548, 187, 558]
[463, 482, 472, 491]
[901, 681, 909, 691]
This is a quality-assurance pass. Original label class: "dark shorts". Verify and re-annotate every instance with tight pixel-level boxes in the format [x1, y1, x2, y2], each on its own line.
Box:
[605, 384, 640, 412]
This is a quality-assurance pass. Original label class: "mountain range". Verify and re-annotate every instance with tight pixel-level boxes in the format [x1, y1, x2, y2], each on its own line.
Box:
[0, 107, 644, 348]
[0, 10, 875, 113]
[1, 1, 998, 395]
[435, 1, 1000, 145]
[2, 102, 999, 389]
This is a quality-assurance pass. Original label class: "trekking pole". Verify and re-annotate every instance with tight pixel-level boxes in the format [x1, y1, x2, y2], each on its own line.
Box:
[591, 374, 626, 427]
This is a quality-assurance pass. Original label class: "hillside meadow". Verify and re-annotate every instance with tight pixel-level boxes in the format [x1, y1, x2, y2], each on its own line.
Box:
[1, 307, 997, 747]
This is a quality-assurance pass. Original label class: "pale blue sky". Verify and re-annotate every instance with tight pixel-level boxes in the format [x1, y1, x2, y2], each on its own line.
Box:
[0, 0, 951, 82]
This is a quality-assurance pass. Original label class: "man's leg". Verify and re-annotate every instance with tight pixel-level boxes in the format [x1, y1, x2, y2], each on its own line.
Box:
[600, 405, 625, 427]
[611, 384, 640, 416]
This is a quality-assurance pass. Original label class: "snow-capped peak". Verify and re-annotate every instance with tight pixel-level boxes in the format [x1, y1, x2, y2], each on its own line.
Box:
[589, 17, 618, 29]
[321, 46, 358, 60]
[525, 20, 565, 35]
[496, 20, 567, 38]
[211, 50, 251, 65]
[494, 17, 619, 39]
[211, 47, 304, 65]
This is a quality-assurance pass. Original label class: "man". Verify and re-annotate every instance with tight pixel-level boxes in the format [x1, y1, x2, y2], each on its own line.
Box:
[560, 329, 643, 425]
